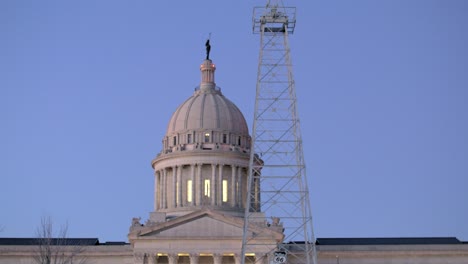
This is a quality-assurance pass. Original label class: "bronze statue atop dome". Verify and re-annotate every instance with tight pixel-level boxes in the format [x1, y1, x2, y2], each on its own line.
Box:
[205, 39, 211, 60]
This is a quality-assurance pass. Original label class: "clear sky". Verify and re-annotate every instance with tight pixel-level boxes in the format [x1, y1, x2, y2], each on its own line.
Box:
[1, 0, 467, 242]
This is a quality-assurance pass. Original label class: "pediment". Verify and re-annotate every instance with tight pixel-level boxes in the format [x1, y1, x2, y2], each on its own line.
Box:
[129, 209, 283, 242]
[142, 215, 243, 238]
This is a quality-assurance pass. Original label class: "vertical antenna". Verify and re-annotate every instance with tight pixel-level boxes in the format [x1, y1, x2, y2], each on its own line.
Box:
[241, 2, 318, 264]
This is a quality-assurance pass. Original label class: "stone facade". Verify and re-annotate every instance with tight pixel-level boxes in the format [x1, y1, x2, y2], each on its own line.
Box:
[2, 240, 468, 264]
[0, 244, 133, 264]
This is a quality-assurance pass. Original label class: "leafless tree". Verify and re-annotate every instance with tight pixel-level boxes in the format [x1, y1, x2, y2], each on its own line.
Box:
[33, 216, 88, 264]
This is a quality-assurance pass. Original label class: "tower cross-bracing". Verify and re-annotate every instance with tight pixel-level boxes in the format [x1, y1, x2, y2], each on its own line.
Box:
[241, 2, 318, 264]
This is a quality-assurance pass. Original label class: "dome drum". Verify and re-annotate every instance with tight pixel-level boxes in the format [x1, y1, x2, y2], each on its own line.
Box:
[152, 162, 253, 217]
[159, 129, 250, 156]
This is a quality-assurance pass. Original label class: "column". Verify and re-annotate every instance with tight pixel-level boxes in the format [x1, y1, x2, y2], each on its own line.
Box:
[159, 170, 163, 209]
[177, 165, 182, 207]
[172, 166, 177, 208]
[237, 166, 243, 208]
[254, 169, 261, 212]
[196, 164, 202, 205]
[189, 253, 199, 264]
[211, 164, 217, 205]
[217, 164, 224, 205]
[233, 254, 242, 264]
[155, 171, 160, 210]
[167, 254, 178, 264]
[162, 169, 167, 209]
[190, 164, 195, 205]
[212, 253, 223, 264]
[230, 165, 237, 207]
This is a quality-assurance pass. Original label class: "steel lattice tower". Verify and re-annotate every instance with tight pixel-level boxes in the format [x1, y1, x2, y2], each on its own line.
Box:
[241, 2, 317, 264]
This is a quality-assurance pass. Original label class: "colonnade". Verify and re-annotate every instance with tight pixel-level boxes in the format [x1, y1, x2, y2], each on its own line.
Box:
[133, 252, 268, 264]
[154, 163, 246, 210]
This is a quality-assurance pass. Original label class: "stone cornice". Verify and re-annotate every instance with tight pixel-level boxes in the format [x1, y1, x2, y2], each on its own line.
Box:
[152, 149, 250, 169]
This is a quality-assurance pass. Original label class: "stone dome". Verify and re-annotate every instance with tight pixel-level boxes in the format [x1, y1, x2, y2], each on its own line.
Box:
[159, 59, 251, 154]
[166, 88, 249, 136]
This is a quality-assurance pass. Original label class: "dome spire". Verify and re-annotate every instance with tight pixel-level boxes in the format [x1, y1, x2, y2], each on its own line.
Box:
[200, 38, 216, 91]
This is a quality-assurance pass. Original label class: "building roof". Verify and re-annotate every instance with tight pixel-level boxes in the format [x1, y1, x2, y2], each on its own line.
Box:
[315, 237, 463, 245]
[0, 238, 100, 246]
[0, 238, 128, 246]
[2, 237, 463, 246]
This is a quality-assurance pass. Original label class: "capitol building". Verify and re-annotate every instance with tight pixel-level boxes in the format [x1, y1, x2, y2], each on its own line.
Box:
[1, 56, 467, 264]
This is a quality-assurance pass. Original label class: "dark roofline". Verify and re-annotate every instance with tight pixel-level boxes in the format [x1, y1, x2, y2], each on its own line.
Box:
[0, 238, 129, 246]
[2, 237, 464, 246]
[315, 237, 463, 246]
[0, 238, 100, 246]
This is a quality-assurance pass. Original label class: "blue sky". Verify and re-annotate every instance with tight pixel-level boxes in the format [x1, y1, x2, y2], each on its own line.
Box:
[1, 0, 467, 242]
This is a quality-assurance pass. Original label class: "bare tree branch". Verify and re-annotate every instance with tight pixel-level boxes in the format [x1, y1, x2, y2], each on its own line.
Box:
[33, 216, 88, 264]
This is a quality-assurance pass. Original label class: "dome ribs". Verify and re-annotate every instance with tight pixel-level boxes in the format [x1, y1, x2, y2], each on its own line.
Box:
[183, 94, 197, 131]
[169, 96, 192, 134]
[199, 93, 207, 129]
[217, 94, 233, 132]
[165, 91, 249, 140]
[212, 94, 221, 129]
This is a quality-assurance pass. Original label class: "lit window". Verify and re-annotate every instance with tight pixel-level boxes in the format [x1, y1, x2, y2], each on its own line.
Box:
[187, 180, 192, 202]
[204, 179, 210, 197]
[187, 134, 192, 144]
[204, 133, 210, 143]
[222, 180, 228, 202]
